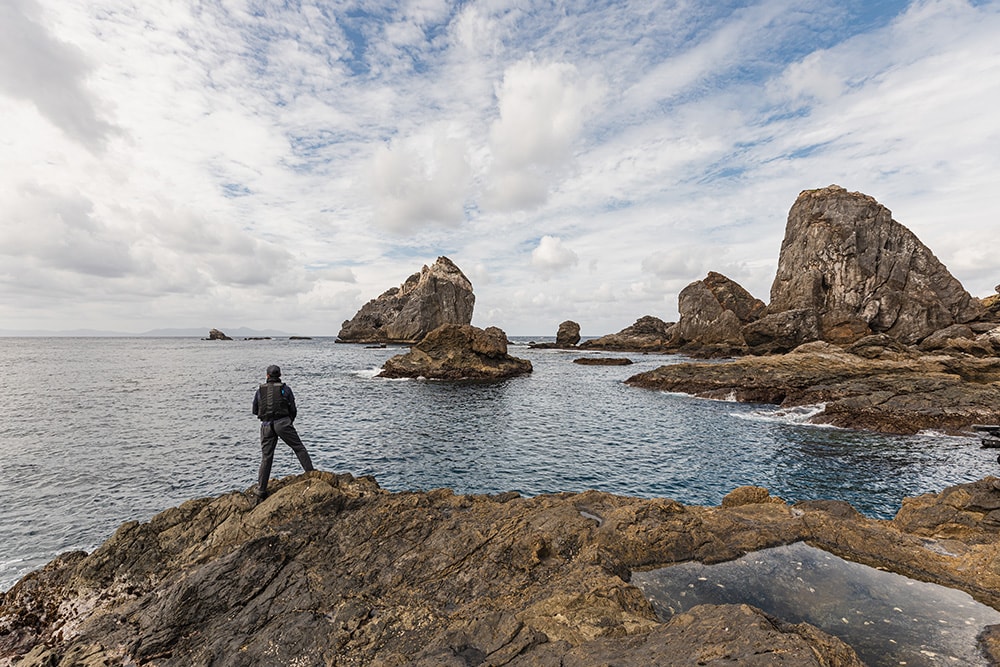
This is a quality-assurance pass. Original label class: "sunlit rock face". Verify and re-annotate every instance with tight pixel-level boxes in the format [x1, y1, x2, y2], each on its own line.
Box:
[377, 324, 532, 380]
[337, 256, 475, 344]
[765, 185, 982, 345]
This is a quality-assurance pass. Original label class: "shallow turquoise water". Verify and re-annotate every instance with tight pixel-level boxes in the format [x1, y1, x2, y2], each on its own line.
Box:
[0, 336, 992, 590]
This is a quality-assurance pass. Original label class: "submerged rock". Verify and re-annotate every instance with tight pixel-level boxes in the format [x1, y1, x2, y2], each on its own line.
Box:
[6, 473, 1000, 665]
[337, 257, 475, 344]
[378, 324, 532, 380]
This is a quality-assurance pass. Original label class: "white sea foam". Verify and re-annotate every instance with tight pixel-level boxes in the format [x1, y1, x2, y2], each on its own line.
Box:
[352, 368, 383, 379]
[915, 430, 982, 445]
[658, 390, 739, 403]
[733, 403, 834, 427]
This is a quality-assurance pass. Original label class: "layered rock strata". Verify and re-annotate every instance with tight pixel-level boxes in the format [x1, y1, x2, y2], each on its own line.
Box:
[6, 473, 1000, 665]
[338, 257, 475, 344]
[626, 338, 1000, 434]
[378, 324, 532, 380]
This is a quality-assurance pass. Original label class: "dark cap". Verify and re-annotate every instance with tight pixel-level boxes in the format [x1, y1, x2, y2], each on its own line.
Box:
[266, 365, 281, 378]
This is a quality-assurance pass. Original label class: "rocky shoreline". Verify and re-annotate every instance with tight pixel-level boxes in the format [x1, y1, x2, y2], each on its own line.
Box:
[626, 338, 1000, 434]
[5, 472, 1000, 665]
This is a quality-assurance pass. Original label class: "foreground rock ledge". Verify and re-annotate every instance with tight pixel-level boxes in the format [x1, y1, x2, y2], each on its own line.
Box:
[5, 473, 1000, 666]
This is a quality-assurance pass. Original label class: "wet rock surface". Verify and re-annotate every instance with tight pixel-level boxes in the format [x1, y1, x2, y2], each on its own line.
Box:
[573, 357, 633, 366]
[6, 473, 1000, 666]
[378, 324, 532, 380]
[337, 257, 475, 344]
[626, 340, 1000, 434]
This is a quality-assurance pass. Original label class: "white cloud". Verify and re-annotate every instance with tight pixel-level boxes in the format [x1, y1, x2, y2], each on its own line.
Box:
[1, 184, 138, 278]
[0, 0, 997, 335]
[530, 235, 579, 274]
[0, 0, 117, 150]
[641, 247, 707, 281]
[370, 126, 472, 232]
[485, 59, 605, 211]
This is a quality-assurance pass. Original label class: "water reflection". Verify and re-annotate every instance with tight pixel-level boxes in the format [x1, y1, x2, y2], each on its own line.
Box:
[630, 542, 1000, 667]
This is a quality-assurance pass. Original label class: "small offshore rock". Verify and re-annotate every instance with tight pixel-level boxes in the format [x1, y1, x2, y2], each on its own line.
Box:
[378, 324, 532, 380]
[556, 320, 582, 347]
[573, 357, 633, 366]
[530, 320, 582, 349]
[207, 328, 232, 340]
[579, 316, 675, 352]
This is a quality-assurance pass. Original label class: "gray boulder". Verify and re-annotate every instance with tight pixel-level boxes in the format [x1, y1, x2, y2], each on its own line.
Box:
[556, 320, 581, 347]
[338, 257, 475, 344]
[767, 185, 982, 345]
[673, 272, 764, 357]
[741, 309, 821, 355]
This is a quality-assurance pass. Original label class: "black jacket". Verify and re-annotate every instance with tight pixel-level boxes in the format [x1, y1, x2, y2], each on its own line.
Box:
[252, 380, 297, 422]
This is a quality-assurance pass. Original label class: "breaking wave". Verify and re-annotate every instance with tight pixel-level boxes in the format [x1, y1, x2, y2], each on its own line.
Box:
[733, 403, 834, 427]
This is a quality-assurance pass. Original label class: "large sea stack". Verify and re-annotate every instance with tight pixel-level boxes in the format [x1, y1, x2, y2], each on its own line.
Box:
[338, 257, 475, 344]
[760, 185, 982, 346]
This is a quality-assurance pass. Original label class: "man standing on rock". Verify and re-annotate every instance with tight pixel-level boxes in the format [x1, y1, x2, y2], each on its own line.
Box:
[252, 365, 315, 501]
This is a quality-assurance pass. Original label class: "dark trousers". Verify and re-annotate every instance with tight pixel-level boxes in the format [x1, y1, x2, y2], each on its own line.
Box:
[258, 417, 314, 495]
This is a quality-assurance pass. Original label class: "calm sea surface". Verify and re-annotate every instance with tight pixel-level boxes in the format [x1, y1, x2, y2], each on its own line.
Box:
[0, 337, 992, 591]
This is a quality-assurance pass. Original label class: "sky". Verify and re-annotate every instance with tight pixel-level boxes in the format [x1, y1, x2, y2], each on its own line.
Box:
[1, 0, 998, 336]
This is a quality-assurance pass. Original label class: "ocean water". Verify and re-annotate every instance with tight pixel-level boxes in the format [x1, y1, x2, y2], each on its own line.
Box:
[0, 336, 993, 592]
